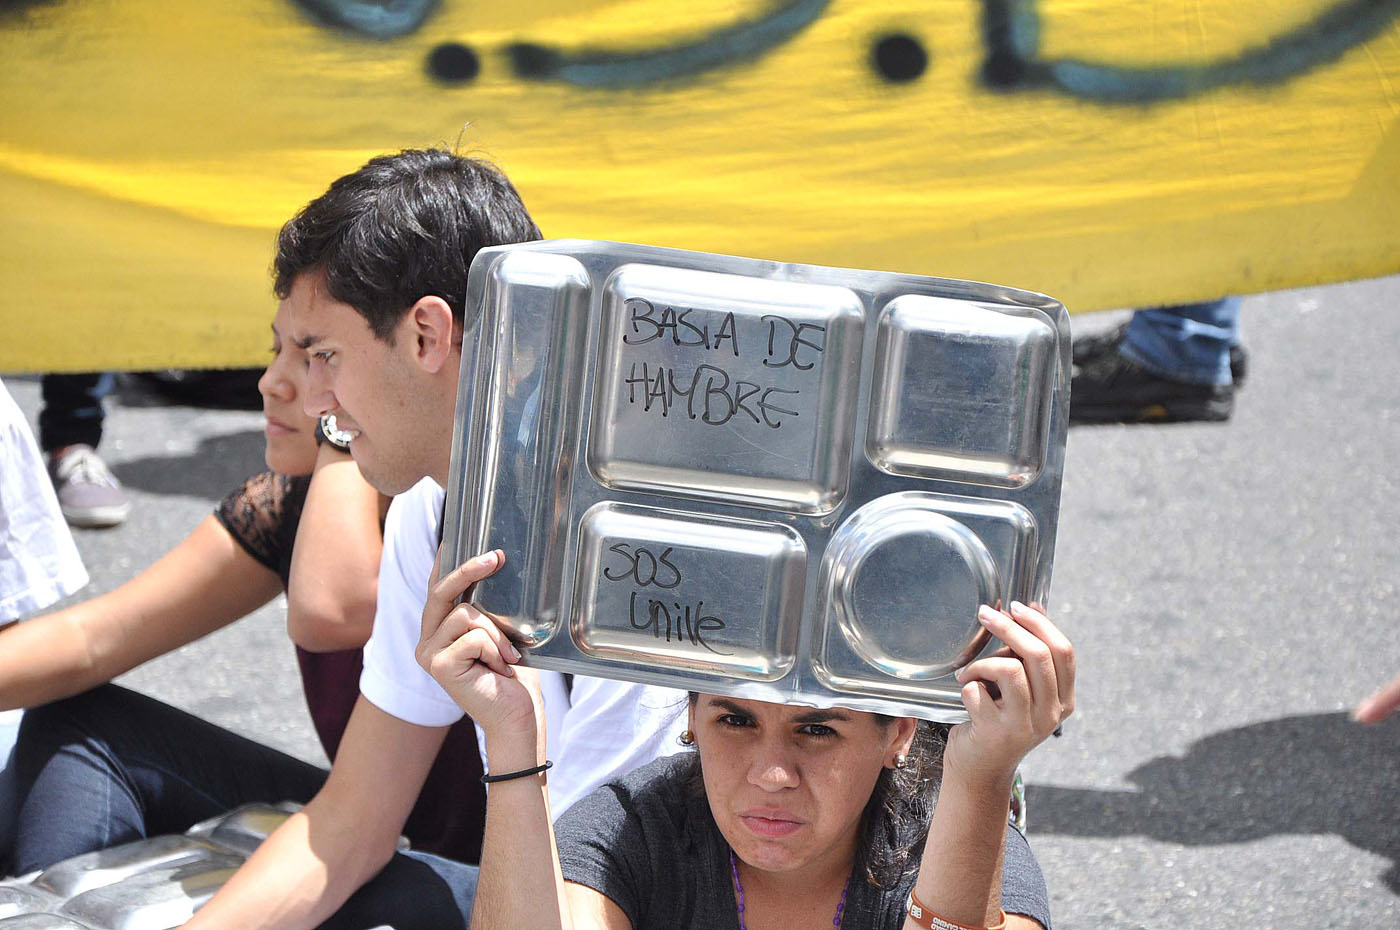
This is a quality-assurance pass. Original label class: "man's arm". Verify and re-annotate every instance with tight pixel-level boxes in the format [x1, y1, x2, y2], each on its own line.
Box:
[185, 697, 447, 930]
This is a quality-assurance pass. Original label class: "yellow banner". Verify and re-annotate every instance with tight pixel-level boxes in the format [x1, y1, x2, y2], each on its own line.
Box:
[3, 0, 1397, 372]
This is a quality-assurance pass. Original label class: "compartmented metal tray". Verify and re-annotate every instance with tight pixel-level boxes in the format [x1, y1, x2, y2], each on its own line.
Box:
[442, 240, 1068, 722]
[0, 804, 297, 930]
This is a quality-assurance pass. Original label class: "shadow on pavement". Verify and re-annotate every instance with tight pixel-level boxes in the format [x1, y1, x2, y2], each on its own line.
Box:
[112, 429, 266, 499]
[1028, 712, 1400, 890]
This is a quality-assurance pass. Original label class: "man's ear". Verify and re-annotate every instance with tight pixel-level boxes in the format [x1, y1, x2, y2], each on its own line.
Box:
[407, 296, 458, 373]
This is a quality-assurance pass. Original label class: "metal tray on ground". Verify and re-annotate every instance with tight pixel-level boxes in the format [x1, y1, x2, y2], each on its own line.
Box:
[0, 804, 298, 930]
[441, 240, 1069, 723]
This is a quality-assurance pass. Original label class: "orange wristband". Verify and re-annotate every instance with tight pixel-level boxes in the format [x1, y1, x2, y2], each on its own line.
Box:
[905, 889, 1006, 930]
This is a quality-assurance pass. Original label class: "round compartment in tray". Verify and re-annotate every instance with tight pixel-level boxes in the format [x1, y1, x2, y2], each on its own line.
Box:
[817, 496, 1002, 688]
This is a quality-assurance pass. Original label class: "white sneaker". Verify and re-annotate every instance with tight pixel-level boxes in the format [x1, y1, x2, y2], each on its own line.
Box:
[48, 444, 131, 528]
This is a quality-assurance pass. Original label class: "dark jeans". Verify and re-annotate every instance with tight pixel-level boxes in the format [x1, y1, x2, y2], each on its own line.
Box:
[9, 685, 478, 929]
[1121, 298, 1241, 387]
[38, 372, 113, 453]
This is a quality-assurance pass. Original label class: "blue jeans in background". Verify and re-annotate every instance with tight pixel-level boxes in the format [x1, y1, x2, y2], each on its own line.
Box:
[1119, 298, 1241, 386]
[8, 685, 478, 928]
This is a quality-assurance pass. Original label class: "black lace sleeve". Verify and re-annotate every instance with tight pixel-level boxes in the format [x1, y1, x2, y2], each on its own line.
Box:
[213, 472, 311, 589]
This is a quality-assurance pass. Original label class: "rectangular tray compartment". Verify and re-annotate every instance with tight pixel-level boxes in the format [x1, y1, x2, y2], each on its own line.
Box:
[452, 251, 593, 644]
[58, 860, 240, 930]
[572, 503, 805, 681]
[588, 264, 864, 515]
[867, 296, 1056, 488]
[0, 888, 55, 920]
[34, 837, 221, 899]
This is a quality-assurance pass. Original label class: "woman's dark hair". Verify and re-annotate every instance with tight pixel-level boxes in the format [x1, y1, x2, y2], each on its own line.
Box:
[682, 695, 949, 889]
[272, 147, 543, 342]
[857, 716, 947, 888]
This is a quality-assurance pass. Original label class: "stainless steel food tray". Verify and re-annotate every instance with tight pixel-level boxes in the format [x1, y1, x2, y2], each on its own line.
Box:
[442, 240, 1069, 723]
[0, 804, 298, 929]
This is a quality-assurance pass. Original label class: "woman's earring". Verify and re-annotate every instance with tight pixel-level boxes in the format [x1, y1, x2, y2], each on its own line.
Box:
[678, 730, 696, 747]
[893, 754, 908, 770]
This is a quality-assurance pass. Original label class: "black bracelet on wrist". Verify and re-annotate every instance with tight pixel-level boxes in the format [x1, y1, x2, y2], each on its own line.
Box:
[480, 760, 553, 784]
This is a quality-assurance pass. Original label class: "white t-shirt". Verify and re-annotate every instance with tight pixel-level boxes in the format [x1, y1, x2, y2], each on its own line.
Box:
[360, 478, 685, 818]
[0, 379, 88, 623]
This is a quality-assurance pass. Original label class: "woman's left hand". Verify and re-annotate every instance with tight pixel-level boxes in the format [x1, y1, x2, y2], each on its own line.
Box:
[945, 602, 1075, 788]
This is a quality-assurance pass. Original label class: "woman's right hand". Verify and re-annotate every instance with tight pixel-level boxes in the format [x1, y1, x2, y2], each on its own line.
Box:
[416, 549, 541, 740]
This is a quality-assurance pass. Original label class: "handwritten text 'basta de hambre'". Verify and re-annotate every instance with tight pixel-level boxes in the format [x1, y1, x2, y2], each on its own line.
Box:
[621, 297, 826, 430]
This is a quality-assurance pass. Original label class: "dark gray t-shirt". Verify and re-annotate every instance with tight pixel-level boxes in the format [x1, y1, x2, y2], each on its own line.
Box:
[556, 754, 1051, 930]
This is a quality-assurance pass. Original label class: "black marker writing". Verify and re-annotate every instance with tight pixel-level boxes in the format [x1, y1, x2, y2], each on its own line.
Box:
[623, 361, 799, 429]
[604, 543, 681, 589]
[623, 298, 740, 357]
[762, 315, 827, 370]
[628, 591, 731, 656]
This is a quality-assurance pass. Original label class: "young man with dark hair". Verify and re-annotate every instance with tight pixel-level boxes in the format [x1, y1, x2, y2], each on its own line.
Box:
[186, 149, 683, 930]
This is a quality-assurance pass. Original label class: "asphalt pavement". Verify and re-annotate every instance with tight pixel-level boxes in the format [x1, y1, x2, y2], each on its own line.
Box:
[7, 272, 1399, 929]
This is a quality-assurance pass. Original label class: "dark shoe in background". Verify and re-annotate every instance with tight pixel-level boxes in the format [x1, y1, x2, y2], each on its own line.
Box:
[1072, 322, 1249, 389]
[48, 444, 131, 528]
[1070, 344, 1234, 424]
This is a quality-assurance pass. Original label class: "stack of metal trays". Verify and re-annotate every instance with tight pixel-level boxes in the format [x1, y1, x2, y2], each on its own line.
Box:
[0, 804, 297, 929]
[442, 241, 1069, 723]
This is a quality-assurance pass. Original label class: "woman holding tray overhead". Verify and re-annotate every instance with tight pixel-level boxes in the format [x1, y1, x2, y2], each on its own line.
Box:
[421, 552, 1073, 930]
